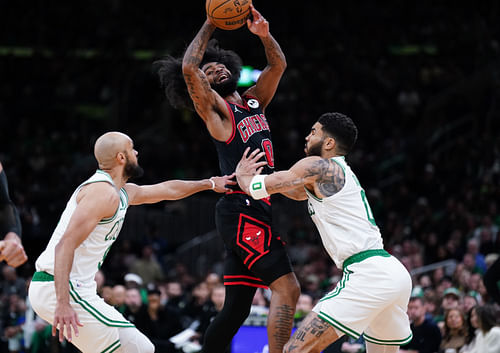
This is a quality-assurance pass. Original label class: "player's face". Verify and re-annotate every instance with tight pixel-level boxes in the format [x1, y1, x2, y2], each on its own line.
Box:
[123, 140, 144, 180]
[304, 122, 325, 157]
[202, 62, 238, 97]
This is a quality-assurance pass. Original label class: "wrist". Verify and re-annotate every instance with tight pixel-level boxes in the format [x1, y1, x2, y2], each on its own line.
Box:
[208, 178, 216, 190]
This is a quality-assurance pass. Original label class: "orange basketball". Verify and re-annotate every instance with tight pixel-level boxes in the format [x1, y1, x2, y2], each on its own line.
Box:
[206, 0, 252, 30]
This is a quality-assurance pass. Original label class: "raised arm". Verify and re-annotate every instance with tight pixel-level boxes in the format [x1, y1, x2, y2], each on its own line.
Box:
[125, 174, 236, 205]
[182, 20, 231, 141]
[53, 182, 118, 343]
[0, 163, 27, 267]
[243, 6, 287, 110]
[236, 149, 345, 200]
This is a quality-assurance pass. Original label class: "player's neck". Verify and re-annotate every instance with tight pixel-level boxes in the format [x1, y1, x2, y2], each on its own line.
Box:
[224, 91, 242, 105]
[100, 168, 126, 188]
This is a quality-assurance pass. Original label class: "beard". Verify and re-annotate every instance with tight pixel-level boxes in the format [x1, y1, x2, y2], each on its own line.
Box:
[123, 155, 144, 180]
[306, 139, 323, 157]
[211, 74, 239, 97]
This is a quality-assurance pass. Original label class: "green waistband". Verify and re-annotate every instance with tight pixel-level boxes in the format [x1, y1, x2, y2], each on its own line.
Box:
[32, 271, 54, 282]
[343, 249, 390, 269]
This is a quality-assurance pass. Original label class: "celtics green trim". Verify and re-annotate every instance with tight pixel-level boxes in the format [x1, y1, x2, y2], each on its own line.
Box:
[69, 282, 134, 328]
[101, 339, 121, 353]
[32, 271, 54, 282]
[320, 268, 353, 302]
[304, 186, 322, 202]
[330, 157, 346, 174]
[342, 249, 390, 269]
[318, 311, 361, 339]
[120, 187, 129, 207]
[363, 332, 413, 346]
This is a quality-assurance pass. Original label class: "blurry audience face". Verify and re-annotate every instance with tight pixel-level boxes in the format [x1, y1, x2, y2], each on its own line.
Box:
[101, 285, 113, 304]
[463, 295, 477, 313]
[419, 274, 432, 289]
[469, 307, 478, 329]
[166, 282, 182, 298]
[125, 288, 143, 310]
[445, 308, 464, 330]
[147, 293, 161, 311]
[296, 294, 313, 315]
[112, 285, 126, 306]
[205, 273, 221, 291]
[442, 294, 459, 310]
[211, 285, 225, 311]
[407, 298, 426, 324]
[192, 282, 209, 304]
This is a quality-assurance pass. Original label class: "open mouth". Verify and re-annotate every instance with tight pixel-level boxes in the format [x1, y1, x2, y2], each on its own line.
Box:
[217, 73, 229, 83]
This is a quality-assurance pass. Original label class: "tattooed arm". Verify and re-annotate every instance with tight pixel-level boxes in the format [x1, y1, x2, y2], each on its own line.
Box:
[243, 6, 286, 111]
[181, 19, 232, 141]
[236, 148, 345, 200]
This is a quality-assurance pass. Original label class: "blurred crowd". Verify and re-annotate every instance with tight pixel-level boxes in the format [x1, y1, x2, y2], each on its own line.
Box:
[1, 1, 500, 352]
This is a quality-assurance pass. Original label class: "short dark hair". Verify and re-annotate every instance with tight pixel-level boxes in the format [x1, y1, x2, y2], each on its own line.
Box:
[153, 39, 242, 111]
[317, 112, 358, 155]
[476, 304, 499, 333]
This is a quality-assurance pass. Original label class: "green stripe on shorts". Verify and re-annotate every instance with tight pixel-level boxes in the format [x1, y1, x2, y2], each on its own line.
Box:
[363, 332, 413, 346]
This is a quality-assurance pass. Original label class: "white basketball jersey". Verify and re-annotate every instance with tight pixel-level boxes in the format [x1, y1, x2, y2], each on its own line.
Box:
[306, 157, 383, 269]
[35, 170, 129, 288]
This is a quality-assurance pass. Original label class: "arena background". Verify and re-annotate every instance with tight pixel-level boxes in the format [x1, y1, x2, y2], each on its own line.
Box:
[0, 1, 499, 351]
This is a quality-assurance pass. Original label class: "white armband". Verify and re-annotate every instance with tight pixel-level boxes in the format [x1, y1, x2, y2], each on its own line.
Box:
[248, 174, 269, 200]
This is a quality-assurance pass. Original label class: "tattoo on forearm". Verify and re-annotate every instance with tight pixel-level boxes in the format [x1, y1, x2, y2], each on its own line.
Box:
[305, 159, 345, 197]
[273, 304, 294, 347]
[184, 23, 214, 67]
[262, 35, 285, 66]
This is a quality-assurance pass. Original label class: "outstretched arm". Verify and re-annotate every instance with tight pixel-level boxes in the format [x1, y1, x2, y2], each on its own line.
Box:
[182, 20, 231, 141]
[0, 163, 27, 267]
[236, 148, 345, 200]
[244, 5, 286, 110]
[125, 174, 236, 205]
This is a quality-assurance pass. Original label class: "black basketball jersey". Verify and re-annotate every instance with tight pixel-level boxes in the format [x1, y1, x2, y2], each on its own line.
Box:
[213, 95, 275, 189]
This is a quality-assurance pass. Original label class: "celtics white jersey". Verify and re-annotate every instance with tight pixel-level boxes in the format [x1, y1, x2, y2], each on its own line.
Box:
[35, 170, 129, 287]
[306, 157, 383, 269]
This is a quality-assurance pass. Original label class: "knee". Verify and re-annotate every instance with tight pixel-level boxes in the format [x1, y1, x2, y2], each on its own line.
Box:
[271, 273, 301, 302]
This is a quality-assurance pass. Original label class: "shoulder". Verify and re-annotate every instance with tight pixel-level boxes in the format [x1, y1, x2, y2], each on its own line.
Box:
[78, 182, 119, 205]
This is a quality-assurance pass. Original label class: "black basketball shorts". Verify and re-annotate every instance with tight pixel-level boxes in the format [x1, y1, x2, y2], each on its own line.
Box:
[215, 193, 293, 288]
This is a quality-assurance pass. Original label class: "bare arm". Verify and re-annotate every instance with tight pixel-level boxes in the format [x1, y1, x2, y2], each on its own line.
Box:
[0, 163, 27, 267]
[125, 174, 236, 205]
[236, 148, 345, 199]
[182, 19, 231, 141]
[243, 6, 286, 110]
[53, 183, 118, 342]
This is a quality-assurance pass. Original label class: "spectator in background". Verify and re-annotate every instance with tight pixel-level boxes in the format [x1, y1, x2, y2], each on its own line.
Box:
[182, 281, 211, 327]
[1, 292, 26, 353]
[130, 244, 165, 287]
[0, 266, 27, 300]
[466, 304, 500, 353]
[435, 287, 461, 325]
[163, 280, 187, 315]
[400, 296, 442, 353]
[460, 306, 479, 353]
[462, 292, 480, 314]
[135, 287, 183, 353]
[122, 287, 146, 325]
[112, 284, 127, 314]
[195, 284, 226, 348]
[465, 238, 487, 274]
[294, 293, 313, 324]
[439, 308, 469, 353]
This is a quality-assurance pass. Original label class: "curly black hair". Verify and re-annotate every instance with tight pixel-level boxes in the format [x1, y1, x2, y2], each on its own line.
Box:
[153, 39, 243, 111]
[318, 112, 358, 155]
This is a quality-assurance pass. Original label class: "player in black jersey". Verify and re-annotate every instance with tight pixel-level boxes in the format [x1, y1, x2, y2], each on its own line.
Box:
[0, 162, 27, 267]
[154, 5, 300, 353]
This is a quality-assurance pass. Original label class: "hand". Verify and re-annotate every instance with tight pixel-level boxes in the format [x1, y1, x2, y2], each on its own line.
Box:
[210, 173, 237, 193]
[53, 303, 83, 343]
[0, 233, 28, 267]
[247, 5, 269, 37]
[236, 147, 267, 178]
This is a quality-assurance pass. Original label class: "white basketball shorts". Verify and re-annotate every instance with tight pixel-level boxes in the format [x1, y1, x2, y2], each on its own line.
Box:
[313, 250, 413, 346]
[28, 271, 135, 353]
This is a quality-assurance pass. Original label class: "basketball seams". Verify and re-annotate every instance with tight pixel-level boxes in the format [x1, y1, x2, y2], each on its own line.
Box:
[209, 7, 250, 21]
[206, 0, 251, 29]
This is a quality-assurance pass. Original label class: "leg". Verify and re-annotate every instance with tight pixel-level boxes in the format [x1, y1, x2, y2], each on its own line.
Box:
[117, 327, 155, 353]
[365, 342, 399, 353]
[283, 312, 342, 353]
[267, 272, 300, 353]
[201, 285, 256, 353]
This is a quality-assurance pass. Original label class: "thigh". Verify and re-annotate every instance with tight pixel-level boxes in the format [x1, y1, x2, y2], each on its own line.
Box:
[285, 312, 340, 353]
[29, 281, 134, 353]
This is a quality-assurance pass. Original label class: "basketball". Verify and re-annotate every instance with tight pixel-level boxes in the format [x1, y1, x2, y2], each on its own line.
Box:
[206, 0, 252, 30]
